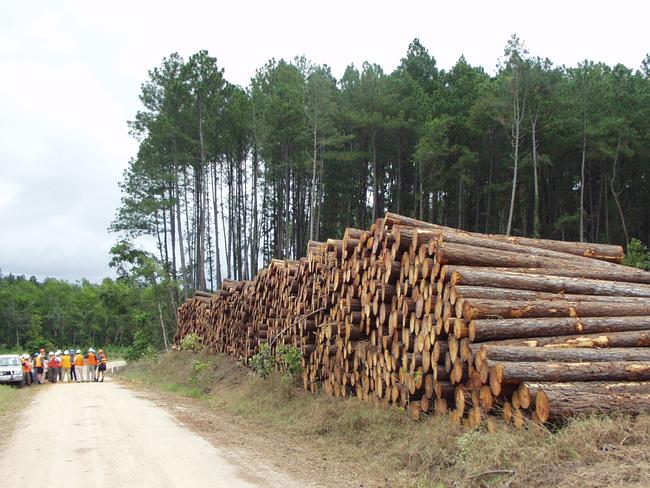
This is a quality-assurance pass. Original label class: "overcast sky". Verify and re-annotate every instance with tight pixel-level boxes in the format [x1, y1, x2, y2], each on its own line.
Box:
[1, 0, 648, 283]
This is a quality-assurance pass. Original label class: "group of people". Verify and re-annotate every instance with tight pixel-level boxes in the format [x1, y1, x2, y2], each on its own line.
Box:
[20, 348, 108, 386]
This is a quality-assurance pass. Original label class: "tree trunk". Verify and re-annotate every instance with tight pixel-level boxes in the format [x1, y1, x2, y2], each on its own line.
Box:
[609, 137, 629, 245]
[451, 285, 650, 306]
[531, 110, 541, 237]
[196, 116, 207, 291]
[580, 118, 587, 242]
[525, 381, 650, 422]
[506, 81, 525, 236]
[372, 131, 378, 222]
[461, 298, 650, 321]
[175, 173, 189, 300]
[449, 267, 650, 293]
[469, 316, 650, 342]
[489, 360, 650, 384]
[310, 99, 318, 242]
[480, 329, 650, 348]
[478, 345, 650, 363]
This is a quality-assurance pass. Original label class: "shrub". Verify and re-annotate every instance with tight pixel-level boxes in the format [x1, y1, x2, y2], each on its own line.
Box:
[249, 343, 274, 378]
[277, 344, 303, 381]
[125, 330, 157, 361]
[624, 238, 650, 271]
[180, 332, 202, 352]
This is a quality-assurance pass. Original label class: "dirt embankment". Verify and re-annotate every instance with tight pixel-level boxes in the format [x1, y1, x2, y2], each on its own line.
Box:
[118, 352, 650, 488]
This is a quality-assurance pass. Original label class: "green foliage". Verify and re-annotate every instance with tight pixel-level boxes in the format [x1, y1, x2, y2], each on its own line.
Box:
[249, 343, 274, 378]
[624, 239, 650, 271]
[125, 330, 158, 361]
[0, 272, 177, 353]
[180, 332, 202, 352]
[192, 358, 209, 374]
[276, 344, 303, 381]
[248, 343, 303, 381]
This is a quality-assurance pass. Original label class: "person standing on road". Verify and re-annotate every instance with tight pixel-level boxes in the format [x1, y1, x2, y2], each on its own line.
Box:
[69, 350, 77, 382]
[97, 349, 107, 382]
[74, 349, 85, 382]
[42, 349, 49, 382]
[61, 350, 72, 382]
[87, 348, 97, 382]
[47, 352, 58, 383]
[55, 350, 63, 381]
[21, 354, 32, 386]
[34, 352, 44, 384]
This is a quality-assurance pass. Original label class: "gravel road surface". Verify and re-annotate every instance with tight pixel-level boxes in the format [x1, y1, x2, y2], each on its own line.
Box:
[0, 377, 303, 487]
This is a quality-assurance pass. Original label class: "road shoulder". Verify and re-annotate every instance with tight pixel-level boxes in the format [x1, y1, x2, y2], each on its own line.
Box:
[116, 378, 369, 488]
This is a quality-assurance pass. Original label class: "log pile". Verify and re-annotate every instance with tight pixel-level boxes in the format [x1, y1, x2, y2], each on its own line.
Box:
[175, 213, 650, 426]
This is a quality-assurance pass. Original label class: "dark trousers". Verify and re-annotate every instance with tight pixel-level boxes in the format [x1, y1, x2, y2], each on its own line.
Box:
[71, 365, 76, 381]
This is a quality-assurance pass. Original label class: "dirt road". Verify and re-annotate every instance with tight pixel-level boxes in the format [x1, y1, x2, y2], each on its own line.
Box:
[0, 378, 308, 487]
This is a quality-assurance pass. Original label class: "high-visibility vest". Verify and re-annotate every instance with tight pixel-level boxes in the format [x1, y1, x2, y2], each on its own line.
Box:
[61, 355, 71, 368]
[35, 355, 42, 368]
[74, 354, 84, 366]
[48, 357, 58, 368]
[87, 354, 97, 366]
[22, 360, 32, 373]
[100, 353, 107, 364]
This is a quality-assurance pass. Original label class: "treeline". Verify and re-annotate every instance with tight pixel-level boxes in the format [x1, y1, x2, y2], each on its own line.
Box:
[113, 35, 650, 293]
[0, 254, 176, 353]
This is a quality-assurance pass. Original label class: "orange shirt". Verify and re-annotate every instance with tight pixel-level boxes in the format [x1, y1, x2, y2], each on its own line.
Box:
[22, 360, 32, 373]
[74, 354, 84, 366]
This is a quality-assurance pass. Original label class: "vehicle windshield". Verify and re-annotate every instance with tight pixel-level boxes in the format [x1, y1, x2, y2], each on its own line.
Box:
[0, 357, 20, 367]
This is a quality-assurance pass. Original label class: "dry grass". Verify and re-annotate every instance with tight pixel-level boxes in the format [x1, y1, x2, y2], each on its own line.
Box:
[120, 352, 650, 488]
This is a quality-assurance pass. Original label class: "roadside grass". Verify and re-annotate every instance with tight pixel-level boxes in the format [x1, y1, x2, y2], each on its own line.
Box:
[0, 384, 36, 448]
[120, 352, 650, 488]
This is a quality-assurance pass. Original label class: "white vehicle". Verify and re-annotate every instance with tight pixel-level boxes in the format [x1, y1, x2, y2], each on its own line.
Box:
[0, 355, 24, 386]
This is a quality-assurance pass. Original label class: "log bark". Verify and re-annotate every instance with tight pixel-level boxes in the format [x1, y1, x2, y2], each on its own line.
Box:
[448, 266, 650, 291]
[437, 231, 627, 271]
[525, 381, 650, 422]
[489, 360, 650, 384]
[478, 346, 650, 363]
[469, 316, 650, 342]
[461, 299, 650, 321]
[383, 212, 624, 262]
[480, 330, 650, 348]
[436, 242, 596, 269]
[451, 285, 650, 306]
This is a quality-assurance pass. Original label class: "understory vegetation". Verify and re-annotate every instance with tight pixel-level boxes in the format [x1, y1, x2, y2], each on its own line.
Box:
[120, 352, 650, 487]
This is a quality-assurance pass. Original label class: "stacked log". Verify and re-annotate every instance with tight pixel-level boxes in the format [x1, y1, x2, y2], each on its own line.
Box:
[175, 212, 650, 426]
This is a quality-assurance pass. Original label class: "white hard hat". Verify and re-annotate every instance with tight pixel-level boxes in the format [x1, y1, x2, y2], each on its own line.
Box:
[49, 351, 54, 356]
[22, 354, 29, 359]
[56, 349, 62, 355]
[64, 350, 69, 355]
[76, 349, 81, 354]
[88, 348, 94, 353]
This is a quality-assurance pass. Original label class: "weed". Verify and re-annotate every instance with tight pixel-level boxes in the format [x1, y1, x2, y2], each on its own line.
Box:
[180, 333, 203, 352]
